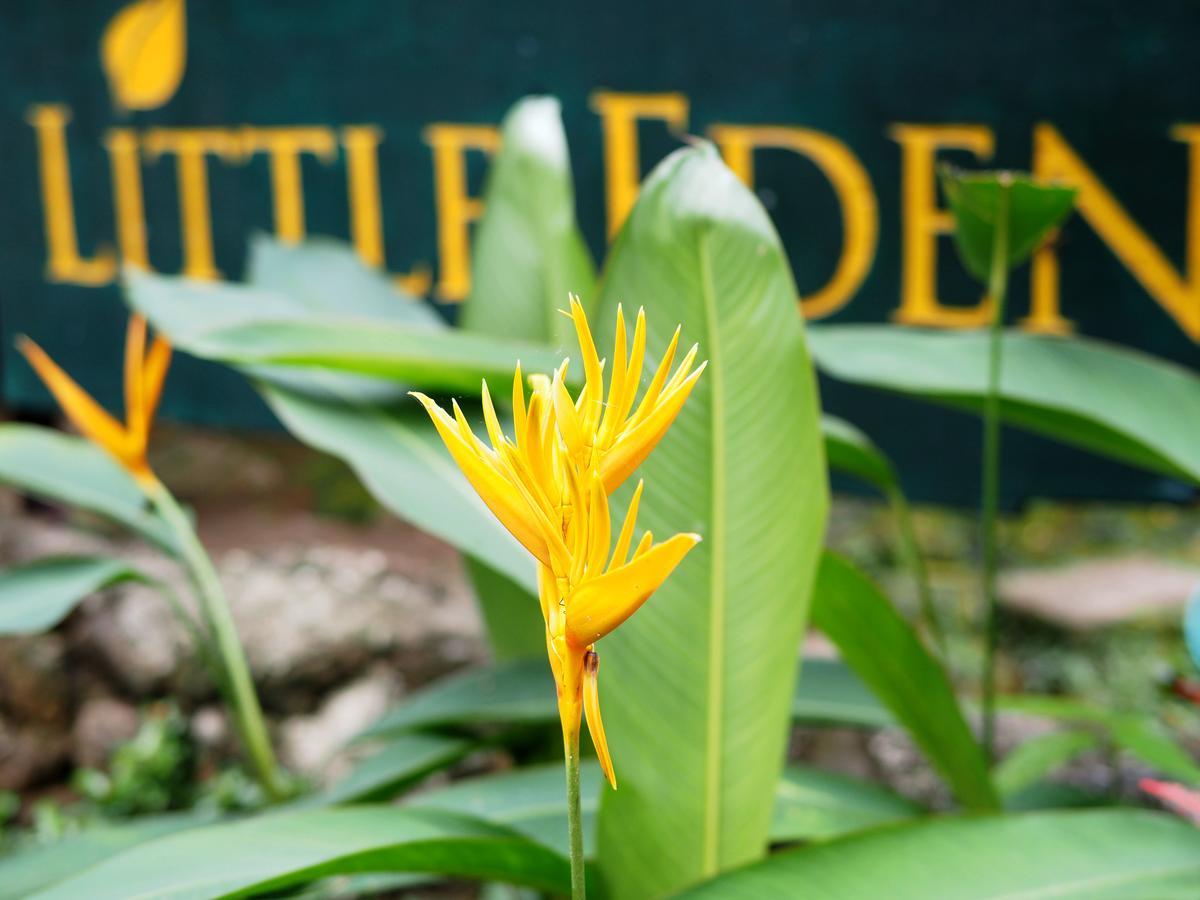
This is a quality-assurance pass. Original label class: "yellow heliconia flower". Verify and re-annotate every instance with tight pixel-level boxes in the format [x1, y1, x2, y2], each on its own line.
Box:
[18, 315, 171, 490]
[412, 297, 705, 787]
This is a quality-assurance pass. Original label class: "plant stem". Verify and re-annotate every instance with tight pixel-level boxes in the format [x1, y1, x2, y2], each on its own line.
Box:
[564, 732, 586, 900]
[980, 180, 1012, 763]
[148, 480, 283, 801]
[885, 484, 946, 660]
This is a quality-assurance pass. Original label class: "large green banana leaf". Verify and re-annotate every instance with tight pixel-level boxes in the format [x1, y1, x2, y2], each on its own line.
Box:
[672, 809, 1200, 898]
[593, 144, 829, 899]
[465, 95, 596, 344]
[26, 807, 573, 900]
[810, 325, 1200, 485]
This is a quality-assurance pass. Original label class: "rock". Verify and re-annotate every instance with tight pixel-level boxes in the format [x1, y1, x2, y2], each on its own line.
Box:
[3, 507, 485, 715]
[74, 578, 200, 697]
[72, 697, 139, 768]
[279, 667, 402, 779]
[792, 727, 877, 781]
[0, 634, 70, 726]
[219, 541, 484, 693]
[190, 706, 231, 755]
[999, 554, 1200, 630]
[0, 715, 69, 790]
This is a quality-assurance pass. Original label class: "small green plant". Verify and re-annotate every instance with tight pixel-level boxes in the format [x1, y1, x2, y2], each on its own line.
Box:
[73, 705, 195, 818]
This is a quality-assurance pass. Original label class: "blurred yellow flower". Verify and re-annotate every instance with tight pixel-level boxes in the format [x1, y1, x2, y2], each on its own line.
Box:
[412, 297, 704, 786]
[19, 315, 171, 490]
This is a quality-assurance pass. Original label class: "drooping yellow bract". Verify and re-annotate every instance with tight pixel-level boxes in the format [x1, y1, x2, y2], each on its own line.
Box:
[18, 315, 172, 490]
[412, 297, 705, 788]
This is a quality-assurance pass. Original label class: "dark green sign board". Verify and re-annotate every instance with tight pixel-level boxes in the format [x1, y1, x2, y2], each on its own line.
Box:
[2, 0, 1197, 505]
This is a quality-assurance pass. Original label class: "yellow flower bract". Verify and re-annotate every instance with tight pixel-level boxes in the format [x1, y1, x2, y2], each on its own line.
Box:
[413, 296, 705, 788]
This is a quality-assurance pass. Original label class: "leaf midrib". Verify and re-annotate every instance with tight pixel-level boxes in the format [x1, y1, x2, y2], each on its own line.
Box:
[697, 228, 726, 876]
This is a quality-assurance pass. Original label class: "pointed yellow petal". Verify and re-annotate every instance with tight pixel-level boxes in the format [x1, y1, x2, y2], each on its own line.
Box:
[411, 391, 551, 566]
[664, 344, 700, 396]
[585, 473, 611, 577]
[610, 480, 644, 569]
[537, 563, 558, 621]
[601, 362, 706, 493]
[625, 308, 647, 402]
[480, 380, 506, 450]
[567, 532, 701, 646]
[598, 306, 628, 446]
[450, 399, 487, 453]
[512, 363, 527, 448]
[629, 325, 681, 428]
[570, 295, 604, 403]
[124, 315, 149, 446]
[553, 365, 587, 462]
[142, 335, 172, 425]
[583, 650, 616, 789]
[18, 336, 132, 463]
[633, 530, 654, 559]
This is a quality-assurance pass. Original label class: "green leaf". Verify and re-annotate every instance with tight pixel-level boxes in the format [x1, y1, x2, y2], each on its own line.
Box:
[0, 811, 215, 900]
[792, 658, 894, 729]
[941, 169, 1076, 283]
[0, 425, 176, 553]
[810, 325, 1200, 486]
[312, 734, 476, 805]
[769, 765, 922, 844]
[26, 807, 572, 900]
[1106, 716, 1200, 785]
[246, 234, 443, 328]
[129, 263, 567, 397]
[594, 144, 829, 898]
[462, 557, 544, 661]
[466, 96, 596, 344]
[999, 695, 1200, 785]
[672, 809, 1200, 899]
[0, 556, 151, 634]
[259, 385, 535, 592]
[820, 417, 943, 654]
[407, 759, 917, 862]
[410, 761, 604, 858]
[811, 553, 998, 810]
[821, 415, 897, 492]
[361, 658, 889, 742]
[359, 659, 553, 739]
[994, 730, 1100, 799]
[129, 251, 436, 346]
[183, 319, 563, 395]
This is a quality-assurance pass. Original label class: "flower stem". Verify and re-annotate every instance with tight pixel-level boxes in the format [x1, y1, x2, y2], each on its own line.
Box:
[564, 731, 586, 900]
[980, 180, 1011, 763]
[148, 480, 283, 801]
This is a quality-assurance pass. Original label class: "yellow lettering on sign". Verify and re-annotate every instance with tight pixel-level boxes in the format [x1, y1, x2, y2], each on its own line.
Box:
[104, 128, 150, 270]
[242, 126, 337, 243]
[423, 123, 499, 301]
[1032, 124, 1200, 340]
[27, 105, 117, 285]
[890, 124, 995, 327]
[590, 91, 689, 238]
[342, 126, 387, 268]
[711, 124, 877, 319]
[340, 126, 431, 296]
[143, 127, 243, 279]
